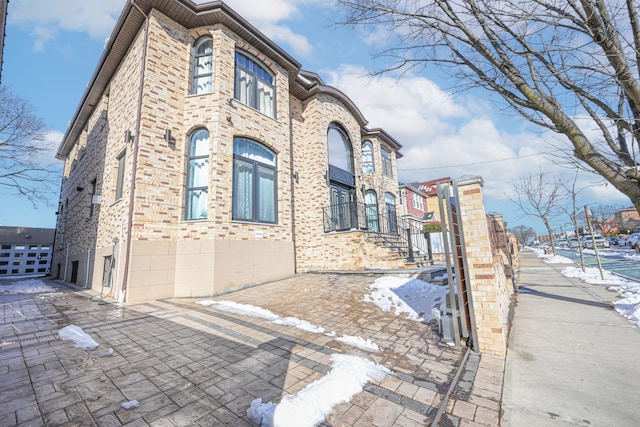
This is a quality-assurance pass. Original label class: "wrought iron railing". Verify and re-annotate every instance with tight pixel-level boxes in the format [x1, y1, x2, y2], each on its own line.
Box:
[322, 201, 434, 263]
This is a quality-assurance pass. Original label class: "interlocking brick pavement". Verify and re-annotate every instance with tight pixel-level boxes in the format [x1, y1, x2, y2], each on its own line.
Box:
[0, 273, 502, 426]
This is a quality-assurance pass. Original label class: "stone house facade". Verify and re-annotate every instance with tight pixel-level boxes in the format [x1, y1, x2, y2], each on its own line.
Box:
[52, 0, 407, 303]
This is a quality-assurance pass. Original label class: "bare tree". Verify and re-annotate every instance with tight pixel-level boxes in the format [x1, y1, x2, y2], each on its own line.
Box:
[559, 170, 588, 271]
[588, 204, 621, 234]
[335, 0, 640, 213]
[0, 87, 58, 206]
[510, 224, 536, 245]
[509, 168, 564, 255]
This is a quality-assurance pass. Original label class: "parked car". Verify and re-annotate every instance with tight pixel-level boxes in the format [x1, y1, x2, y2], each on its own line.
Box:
[556, 239, 568, 248]
[567, 238, 581, 248]
[627, 233, 640, 249]
[582, 235, 610, 249]
[618, 236, 629, 247]
[607, 236, 619, 246]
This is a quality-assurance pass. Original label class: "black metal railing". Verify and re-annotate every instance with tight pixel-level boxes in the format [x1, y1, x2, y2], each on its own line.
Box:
[322, 201, 433, 263]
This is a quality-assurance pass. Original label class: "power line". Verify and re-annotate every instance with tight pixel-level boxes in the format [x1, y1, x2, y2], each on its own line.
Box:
[398, 151, 555, 171]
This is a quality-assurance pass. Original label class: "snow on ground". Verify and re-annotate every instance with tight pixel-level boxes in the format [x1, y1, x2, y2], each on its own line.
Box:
[363, 276, 448, 321]
[58, 325, 99, 350]
[334, 335, 379, 352]
[0, 278, 56, 294]
[532, 249, 640, 327]
[560, 266, 640, 328]
[247, 353, 392, 427]
[197, 300, 378, 352]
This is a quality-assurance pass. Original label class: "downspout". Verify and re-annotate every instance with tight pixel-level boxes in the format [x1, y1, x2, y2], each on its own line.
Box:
[289, 114, 297, 273]
[121, 0, 150, 301]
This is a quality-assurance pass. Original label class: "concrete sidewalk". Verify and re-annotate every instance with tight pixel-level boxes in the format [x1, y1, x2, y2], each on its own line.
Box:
[501, 250, 640, 426]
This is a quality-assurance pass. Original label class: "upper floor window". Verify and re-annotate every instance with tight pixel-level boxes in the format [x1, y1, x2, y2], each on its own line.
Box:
[192, 36, 213, 94]
[185, 129, 210, 220]
[412, 192, 424, 211]
[328, 123, 353, 173]
[362, 140, 374, 174]
[115, 150, 126, 201]
[232, 137, 277, 223]
[381, 147, 392, 177]
[234, 51, 275, 118]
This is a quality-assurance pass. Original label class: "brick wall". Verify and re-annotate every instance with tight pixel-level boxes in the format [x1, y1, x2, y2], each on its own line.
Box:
[457, 179, 513, 356]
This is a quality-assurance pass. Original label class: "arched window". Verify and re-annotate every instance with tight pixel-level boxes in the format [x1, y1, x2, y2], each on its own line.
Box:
[362, 140, 374, 173]
[328, 123, 353, 174]
[191, 36, 213, 95]
[185, 129, 210, 220]
[233, 137, 277, 223]
[365, 190, 379, 232]
[234, 51, 275, 118]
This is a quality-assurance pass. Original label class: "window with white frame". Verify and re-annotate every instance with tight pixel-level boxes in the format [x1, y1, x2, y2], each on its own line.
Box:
[234, 51, 275, 118]
[412, 192, 424, 211]
[191, 36, 213, 95]
[362, 140, 374, 173]
[381, 147, 392, 177]
[232, 137, 277, 223]
[185, 129, 210, 220]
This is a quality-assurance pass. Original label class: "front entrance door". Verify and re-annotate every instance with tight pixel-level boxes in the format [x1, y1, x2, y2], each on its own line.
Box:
[330, 183, 356, 231]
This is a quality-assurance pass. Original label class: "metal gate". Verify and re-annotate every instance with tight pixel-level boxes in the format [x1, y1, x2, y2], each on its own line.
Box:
[436, 180, 479, 351]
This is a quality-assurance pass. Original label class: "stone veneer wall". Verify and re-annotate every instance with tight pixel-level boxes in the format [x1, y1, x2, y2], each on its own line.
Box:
[457, 179, 513, 356]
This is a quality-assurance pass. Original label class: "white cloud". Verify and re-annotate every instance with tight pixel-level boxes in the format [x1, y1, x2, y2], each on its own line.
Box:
[323, 64, 633, 220]
[9, 0, 126, 48]
[10, 0, 322, 58]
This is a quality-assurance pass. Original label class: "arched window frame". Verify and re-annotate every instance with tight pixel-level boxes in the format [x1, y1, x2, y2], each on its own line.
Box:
[232, 137, 278, 224]
[234, 51, 276, 118]
[327, 123, 354, 175]
[191, 36, 213, 95]
[362, 140, 374, 174]
[185, 128, 210, 220]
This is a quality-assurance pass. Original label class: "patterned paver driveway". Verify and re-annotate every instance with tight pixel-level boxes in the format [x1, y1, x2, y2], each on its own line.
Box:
[1, 273, 466, 426]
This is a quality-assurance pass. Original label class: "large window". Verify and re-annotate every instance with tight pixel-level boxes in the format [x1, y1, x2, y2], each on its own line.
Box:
[381, 147, 392, 177]
[365, 190, 379, 232]
[328, 123, 353, 174]
[185, 129, 210, 220]
[234, 51, 275, 118]
[362, 140, 374, 174]
[115, 150, 126, 201]
[232, 137, 277, 223]
[191, 36, 213, 95]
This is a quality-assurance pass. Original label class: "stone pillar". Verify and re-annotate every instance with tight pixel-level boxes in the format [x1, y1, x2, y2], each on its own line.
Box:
[457, 177, 512, 356]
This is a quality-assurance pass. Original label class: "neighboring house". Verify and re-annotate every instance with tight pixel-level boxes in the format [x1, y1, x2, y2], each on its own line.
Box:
[52, 0, 406, 303]
[0, 226, 54, 277]
[399, 183, 437, 228]
[614, 207, 640, 233]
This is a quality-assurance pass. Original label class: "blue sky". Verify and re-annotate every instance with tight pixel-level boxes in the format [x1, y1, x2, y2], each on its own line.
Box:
[0, 0, 630, 234]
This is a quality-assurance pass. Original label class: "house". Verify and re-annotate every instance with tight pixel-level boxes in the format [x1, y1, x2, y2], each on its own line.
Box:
[0, 226, 54, 277]
[52, 0, 407, 303]
[399, 183, 437, 228]
[614, 207, 640, 234]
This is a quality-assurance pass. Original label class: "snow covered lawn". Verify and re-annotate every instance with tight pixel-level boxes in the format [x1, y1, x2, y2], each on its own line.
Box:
[0, 278, 56, 294]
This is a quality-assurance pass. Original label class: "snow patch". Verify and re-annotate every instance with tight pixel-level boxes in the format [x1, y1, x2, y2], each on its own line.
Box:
[121, 400, 139, 410]
[247, 354, 392, 427]
[0, 279, 56, 294]
[58, 325, 99, 350]
[363, 276, 448, 321]
[335, 335, 379, 352]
